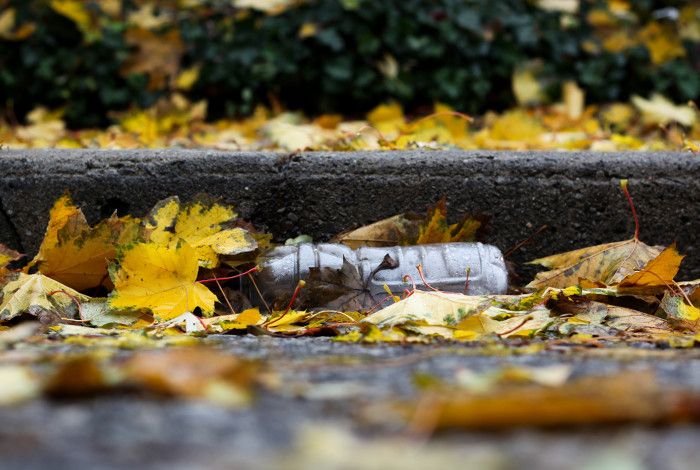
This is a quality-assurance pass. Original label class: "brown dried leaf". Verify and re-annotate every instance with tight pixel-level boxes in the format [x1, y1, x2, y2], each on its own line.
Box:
[121, 28, 184, 89]
[296, 258, 376, 311]
[527, 239, 662, 289]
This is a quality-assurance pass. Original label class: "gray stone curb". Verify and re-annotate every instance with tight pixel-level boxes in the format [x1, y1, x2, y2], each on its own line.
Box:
[1, 149, 698, 279]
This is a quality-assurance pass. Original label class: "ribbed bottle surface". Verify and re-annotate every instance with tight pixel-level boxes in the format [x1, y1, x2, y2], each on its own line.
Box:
[244, 243, 508, 308]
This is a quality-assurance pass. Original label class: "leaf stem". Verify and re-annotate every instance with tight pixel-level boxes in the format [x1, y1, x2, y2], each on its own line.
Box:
[197, 265, 259, 284]
[282, 280, 306, 317]
[416, 264, 440, 292]
[47, 289, 83, 318]
[620, 179, 640, 240]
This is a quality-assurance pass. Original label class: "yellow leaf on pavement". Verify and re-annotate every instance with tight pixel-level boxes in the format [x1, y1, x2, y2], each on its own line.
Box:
[0, 273, 90, 321]
[364, 290, 551, 340]
[364, 290, 493, 328]
[109, 242, 217, 321]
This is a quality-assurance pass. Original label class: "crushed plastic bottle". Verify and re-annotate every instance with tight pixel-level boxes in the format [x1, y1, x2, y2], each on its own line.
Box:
[244, 242, 508, 309]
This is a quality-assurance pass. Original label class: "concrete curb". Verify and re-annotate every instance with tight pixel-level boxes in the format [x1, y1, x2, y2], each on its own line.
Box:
[1, 149, 698, 279]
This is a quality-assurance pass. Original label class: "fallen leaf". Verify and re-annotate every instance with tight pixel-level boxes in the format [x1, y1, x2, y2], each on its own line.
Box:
[202, 308, 264, 333]
[527, 239, 662, 289]
[79, 299, 147, 327]
[15, 107, 66, 145]
[122, 348, 257, 406]
[0, 273, 90, 321]
[660, 292, 700, 332]
[30, 196, 141, 291]
[265, 310, 310, 332]
[392, 371, 698, 430]
[632, 94, 696, 127]
[536, 0, 578, 13]
[144, 196, 257, 268]
[0, 366, 41, 405]
[367, 102, 406, 138]
[455, 306, 552, 339]
[332, 199, 484, 248]
[296, 258, 375, 311]
[364, 290, 492, 328]
[557, 300, 673, 336]
[619, 243, 684, 288]
[416, 198, 483, 244]
[108, 241, 217, 321]
[562, 81, 584, 119]
[332, 214, 420, 249]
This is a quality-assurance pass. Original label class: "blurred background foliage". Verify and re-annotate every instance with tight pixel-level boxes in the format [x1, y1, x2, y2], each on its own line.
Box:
[1, 0, 700, 128]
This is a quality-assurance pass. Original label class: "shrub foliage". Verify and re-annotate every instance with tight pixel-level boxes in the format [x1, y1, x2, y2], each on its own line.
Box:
[1, 0, 699, 127]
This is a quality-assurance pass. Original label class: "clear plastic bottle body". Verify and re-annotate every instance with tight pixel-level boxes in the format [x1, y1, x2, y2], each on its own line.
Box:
[244, 242, 508, 309]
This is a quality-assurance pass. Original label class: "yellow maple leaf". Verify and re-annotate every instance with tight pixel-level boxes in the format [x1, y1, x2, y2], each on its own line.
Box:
[144, 197, 257, 268]
[0, 273, 90, 321]
[109, 241, 217, 321]
[29, 195, 140, 291]
[416, 199, 482, 244]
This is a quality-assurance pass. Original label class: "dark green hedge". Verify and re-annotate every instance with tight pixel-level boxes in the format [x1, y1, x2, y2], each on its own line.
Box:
[2, 0, 699, 128]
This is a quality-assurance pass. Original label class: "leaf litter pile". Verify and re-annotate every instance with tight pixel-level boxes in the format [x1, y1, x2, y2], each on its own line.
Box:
[1, 181, 700, 433]
[5, 90, 700, 152]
